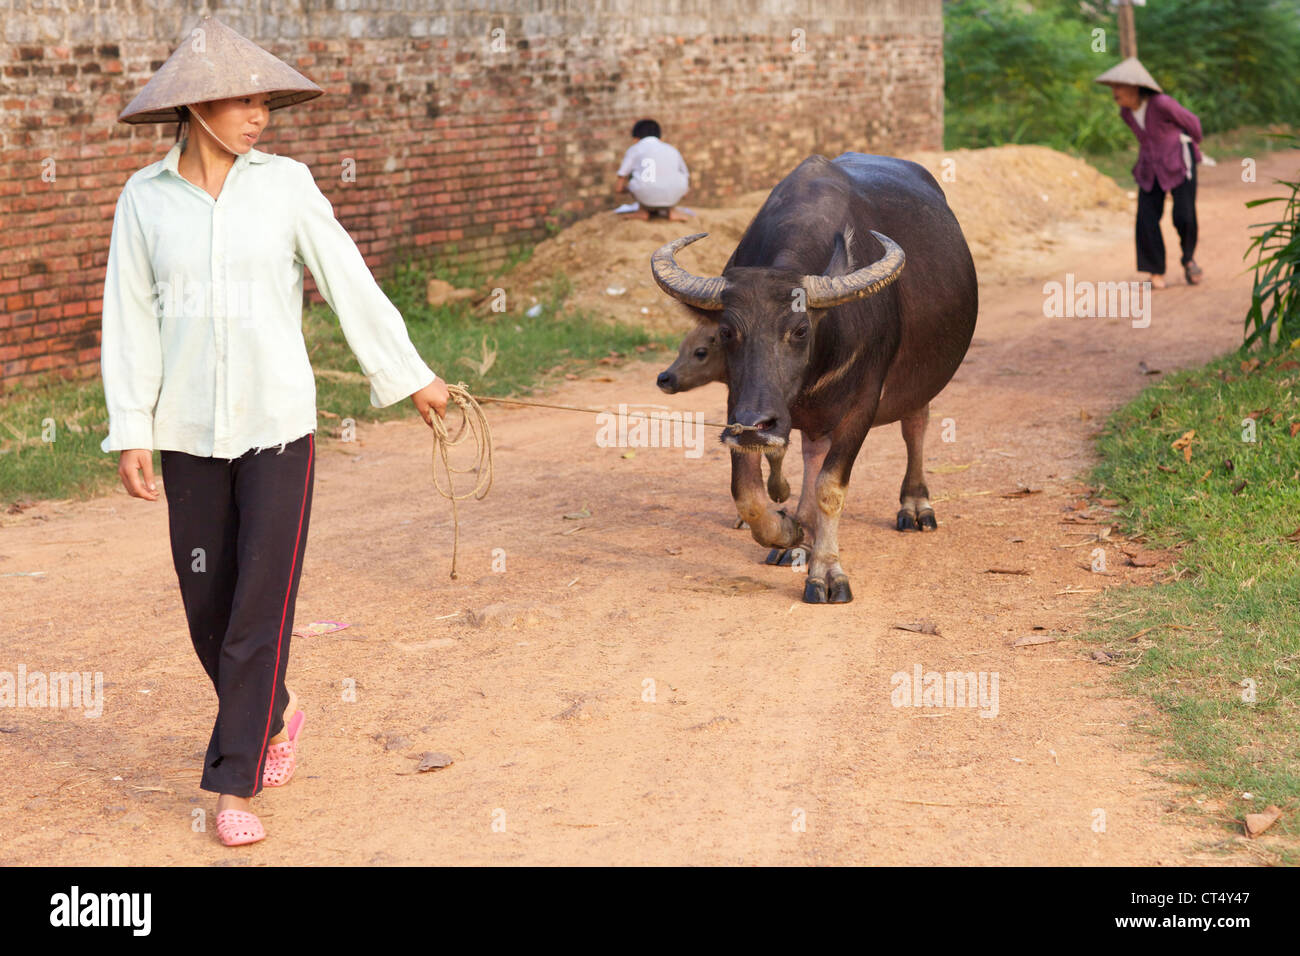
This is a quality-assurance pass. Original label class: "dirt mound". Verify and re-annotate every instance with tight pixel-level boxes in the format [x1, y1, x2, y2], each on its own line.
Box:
[493, 145, 1130, 333]
[908, 145, 1132, 284]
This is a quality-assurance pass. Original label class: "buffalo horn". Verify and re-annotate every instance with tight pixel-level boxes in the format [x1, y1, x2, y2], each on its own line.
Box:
[802, 230, 906, 309]
[650, 233, 729, 311]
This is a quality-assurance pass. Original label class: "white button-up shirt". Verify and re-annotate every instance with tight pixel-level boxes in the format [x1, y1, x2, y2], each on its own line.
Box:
[100, 140, 438, 459]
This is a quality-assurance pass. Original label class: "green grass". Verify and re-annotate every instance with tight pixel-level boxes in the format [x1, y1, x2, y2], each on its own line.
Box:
[0, 262, 672, 505]
[1085, 343, 1300, 856]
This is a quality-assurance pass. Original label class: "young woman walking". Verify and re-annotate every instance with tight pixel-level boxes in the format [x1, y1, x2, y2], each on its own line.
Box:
[100, 16, 449, 846]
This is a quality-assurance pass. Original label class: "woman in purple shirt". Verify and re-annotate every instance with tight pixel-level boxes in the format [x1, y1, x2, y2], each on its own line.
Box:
[1096, 58, 1204, 288]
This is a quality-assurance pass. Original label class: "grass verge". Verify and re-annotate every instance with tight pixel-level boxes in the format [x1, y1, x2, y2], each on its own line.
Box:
[1086, 343, 1300, 858]
[0, 263, 672, 506]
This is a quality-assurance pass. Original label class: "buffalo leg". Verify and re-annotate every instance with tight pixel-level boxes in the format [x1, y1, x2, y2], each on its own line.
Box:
[897, 404, 937, 531]
[732, 449, 802, 551]
[804, 417, 875, 604]
[765, 446, 790, 503]
[768, 432, 830, 567]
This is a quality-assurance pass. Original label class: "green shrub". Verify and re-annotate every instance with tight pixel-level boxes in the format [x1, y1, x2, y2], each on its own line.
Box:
[1244, 133, 1300, 348]
[944, 0, 1300, 152]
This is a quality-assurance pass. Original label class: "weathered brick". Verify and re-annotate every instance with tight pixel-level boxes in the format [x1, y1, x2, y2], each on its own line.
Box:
[2, 0, 942, 388]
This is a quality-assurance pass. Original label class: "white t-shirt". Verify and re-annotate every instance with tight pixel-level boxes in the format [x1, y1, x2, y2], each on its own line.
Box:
[617, 136, 689, 208]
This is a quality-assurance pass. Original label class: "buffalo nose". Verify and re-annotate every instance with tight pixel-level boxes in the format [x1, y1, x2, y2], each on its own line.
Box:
[656, 371, 677, 393]
[734, 409, 778, 432]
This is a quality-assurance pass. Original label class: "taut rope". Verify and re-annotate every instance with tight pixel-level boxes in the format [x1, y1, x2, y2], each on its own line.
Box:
[426, 382, 763, 579]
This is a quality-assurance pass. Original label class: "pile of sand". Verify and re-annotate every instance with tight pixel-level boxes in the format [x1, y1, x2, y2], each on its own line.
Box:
[489, 145, 1131, 333]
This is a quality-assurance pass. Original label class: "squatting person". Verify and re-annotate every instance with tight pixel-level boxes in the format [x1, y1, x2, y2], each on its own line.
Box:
[615, 118, 692, 222]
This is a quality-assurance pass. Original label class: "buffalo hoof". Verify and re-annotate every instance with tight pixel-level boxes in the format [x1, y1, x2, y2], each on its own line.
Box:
[828, 575, 853, 603]
[897, 507, 938, 532]
[765, 546, 808, 568]
[734, 517, 747, 530]
[803, 578, 828, 603]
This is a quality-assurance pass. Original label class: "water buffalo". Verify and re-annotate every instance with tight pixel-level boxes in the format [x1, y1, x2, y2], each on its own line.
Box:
[650, 152, 978, 603]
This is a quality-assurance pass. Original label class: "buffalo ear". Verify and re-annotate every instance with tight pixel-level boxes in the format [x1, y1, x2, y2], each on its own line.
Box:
[824, 227, 857, 278]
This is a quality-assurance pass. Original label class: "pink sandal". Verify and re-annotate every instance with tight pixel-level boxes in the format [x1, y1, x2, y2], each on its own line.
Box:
[216, 809, 266, 846]
[262, 709, 304, 788]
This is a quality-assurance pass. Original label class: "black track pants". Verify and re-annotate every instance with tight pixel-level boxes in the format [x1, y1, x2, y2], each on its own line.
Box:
[1135, 161, 1198, 276]
[159, 432, 315, 797]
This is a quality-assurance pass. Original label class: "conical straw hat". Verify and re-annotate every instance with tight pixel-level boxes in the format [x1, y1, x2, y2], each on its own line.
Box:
[118, 14, 322, 124]
[1094, 57, 1163, 93]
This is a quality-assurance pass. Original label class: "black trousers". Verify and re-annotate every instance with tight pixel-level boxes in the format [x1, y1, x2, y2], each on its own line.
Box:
[160, 432, 315, 797]
[1136, 161, 1198, 276]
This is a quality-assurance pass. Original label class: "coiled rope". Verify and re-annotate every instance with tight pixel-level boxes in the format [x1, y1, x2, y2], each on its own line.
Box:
[426, 381, 764, 579]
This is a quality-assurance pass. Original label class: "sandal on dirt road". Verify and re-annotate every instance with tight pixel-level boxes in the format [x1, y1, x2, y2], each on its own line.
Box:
[262, 709, 305, 788]
[216, 809, 266, 846]
[1184, 261, 1204, 285]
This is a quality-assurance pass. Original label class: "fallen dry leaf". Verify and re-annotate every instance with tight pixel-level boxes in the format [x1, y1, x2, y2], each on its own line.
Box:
[415, 752, 454, 773]
[1138, 360, 1161, 375]
[1000, 487, 1041, 498]
[893, 620, 941, 635]
[1123, 550, 1159, 567]
[986, 567, 1031, 575]
[1171, 429, 1195, 463]
[1244, 805, 1282, 838]
[1013, 634, 1057, 647]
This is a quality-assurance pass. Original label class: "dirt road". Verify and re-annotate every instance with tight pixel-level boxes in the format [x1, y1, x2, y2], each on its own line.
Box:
[1, 151, 1294, 865]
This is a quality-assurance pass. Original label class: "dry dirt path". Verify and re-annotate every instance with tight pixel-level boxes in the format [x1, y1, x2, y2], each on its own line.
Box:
[1, 152, 1295, 865]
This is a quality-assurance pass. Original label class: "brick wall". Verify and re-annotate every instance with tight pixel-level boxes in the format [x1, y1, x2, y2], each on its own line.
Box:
[0, 0, 943, 389]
